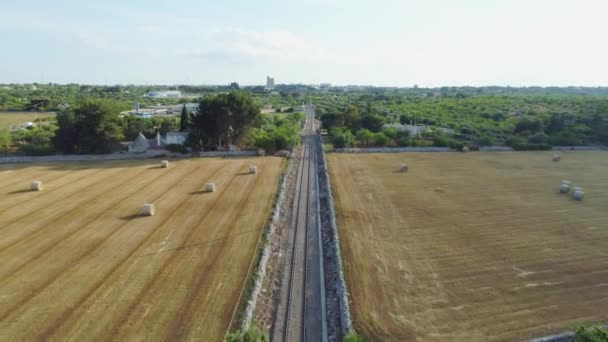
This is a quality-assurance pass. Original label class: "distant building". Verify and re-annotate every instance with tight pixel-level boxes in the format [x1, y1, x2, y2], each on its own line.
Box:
[266, 76, 275, 90]
[143, 90, 182, 98]
[320, 83, 332, 91]
[129, 132, 151, 153]
[164, 132, 189, 145]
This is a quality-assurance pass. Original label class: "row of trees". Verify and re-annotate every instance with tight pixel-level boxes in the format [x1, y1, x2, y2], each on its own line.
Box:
[48, 91, 265, 154]
[316, 93, 608, 149]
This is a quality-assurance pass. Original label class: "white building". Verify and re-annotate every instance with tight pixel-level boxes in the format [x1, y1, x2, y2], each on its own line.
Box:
[143, 90, 182, 98]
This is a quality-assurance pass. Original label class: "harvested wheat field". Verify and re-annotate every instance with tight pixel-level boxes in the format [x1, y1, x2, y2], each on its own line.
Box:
[0, 157, 282, 341]
[328, 151, 608, 341]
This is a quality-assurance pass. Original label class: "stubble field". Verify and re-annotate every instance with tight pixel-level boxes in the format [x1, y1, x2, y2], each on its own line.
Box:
[328, 151, 608, 341]
[0, 157, 282, 341]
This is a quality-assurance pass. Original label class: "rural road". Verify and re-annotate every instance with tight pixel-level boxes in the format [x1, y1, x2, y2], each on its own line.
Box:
[272, 105, 328, 342]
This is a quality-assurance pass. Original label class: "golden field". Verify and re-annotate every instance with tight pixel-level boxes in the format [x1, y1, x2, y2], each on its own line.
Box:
[328, 151, 608, 341]
[0, 157, 282, 341]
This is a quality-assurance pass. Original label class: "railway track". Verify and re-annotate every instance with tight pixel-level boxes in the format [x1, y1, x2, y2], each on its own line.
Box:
[273, 106, 328, 342]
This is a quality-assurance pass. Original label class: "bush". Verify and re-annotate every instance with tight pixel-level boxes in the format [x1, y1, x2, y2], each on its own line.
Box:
[19, 143, 55, 156]
[252, 131, 275, 153]
[527, 132, 549, 144]
[477, 134, 495, 146]
[343, 331, 365, 342]
[511, 142, 552, 151]
[331, 128, 355, 148]
[574, 326, 608, 342]
[396, 136, 412, 147]
[432, 134, 449, 147]
[165, 143, 188, 154]
[226, 324, 268, 342]
[505, 136, 526, 147]
[382, 127, 398, 139]
[549, 130, 582, 146]
[356, 129, 374, 146]
[372, 132, 389, 146]
[447, 139, 465, 151]
[359, 114, 386, 132]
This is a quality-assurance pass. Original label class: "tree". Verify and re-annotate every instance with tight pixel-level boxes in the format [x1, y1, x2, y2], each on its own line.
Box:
[53, 110, 77, 153]
[356, 129, 374, 146]
[527, 132, 549, 144]
[343, 105, 361, 130]
[382, 127, 398, 139]
[190, 96, 229, 150]
[546, 113, 567, 134]
[400, 114, 413, 125]
[179, 104, 189, 132]
[477, 134, 495, 146]
[224, 91, 261, 144]
[373, 132, 389, 146]
[331, 128, 354, 148]
[360, 114, 386, 132]
[514, 117, 543, 134]
[320, 112, 344, 130]
[189, 91, 260, 150]
[549, 130, 582, 146]
[54, 99, 123, 154]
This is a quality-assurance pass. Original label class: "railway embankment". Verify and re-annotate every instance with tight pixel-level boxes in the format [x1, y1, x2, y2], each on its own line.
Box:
[316, 135, 352, 341]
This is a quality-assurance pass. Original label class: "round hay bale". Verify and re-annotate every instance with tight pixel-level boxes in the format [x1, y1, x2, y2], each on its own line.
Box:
[561, 180, 571, 185]
[552, 155, 561, 162]
[399, 164, 408, 173]
[573, 186, 584, 192]
[160, 160, 169, 168]
[462, 146, 470, 152]
[559, 183, 570, 193]
[205, 182, 216, 192]
[142, 203, 155, 216]
[30, 181, 43, 191]
[249, 165, 257, 174]
[572, 190, 584, 201]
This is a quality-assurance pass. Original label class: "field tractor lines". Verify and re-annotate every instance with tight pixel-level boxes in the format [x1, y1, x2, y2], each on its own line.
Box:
[0, 165, 113, 212]
[36, 161, 247, 340]
[0, 158, 283, 341]
[0, 166, 63, 190]
[0, 161, 217, 325]
[328, 152, 608, 341]
[163, 164, 266, 341]
[0, 164, 99, 190]
[0, 163, 182, 280]
[0, 164, 156, 250]
[71, 161, 247, 340]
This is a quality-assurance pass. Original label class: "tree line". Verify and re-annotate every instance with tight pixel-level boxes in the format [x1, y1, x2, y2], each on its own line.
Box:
[315, 93, 608, 150]
[2, 90, 301, 156]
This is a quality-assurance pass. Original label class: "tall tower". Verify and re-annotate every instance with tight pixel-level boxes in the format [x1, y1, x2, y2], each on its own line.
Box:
[266, 76, 275, 90]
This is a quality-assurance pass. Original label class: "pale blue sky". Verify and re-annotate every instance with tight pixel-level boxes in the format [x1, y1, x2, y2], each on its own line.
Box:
[1, 0, 607, 86]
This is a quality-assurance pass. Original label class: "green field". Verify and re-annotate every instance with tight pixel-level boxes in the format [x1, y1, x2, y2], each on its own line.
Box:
[0, 112, 55, 128]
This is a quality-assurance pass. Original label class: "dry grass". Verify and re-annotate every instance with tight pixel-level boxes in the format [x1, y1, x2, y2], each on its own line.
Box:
[328, 151, 608, 341]
[0, 157, 282, 341]
[0, 112, 55, 128]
